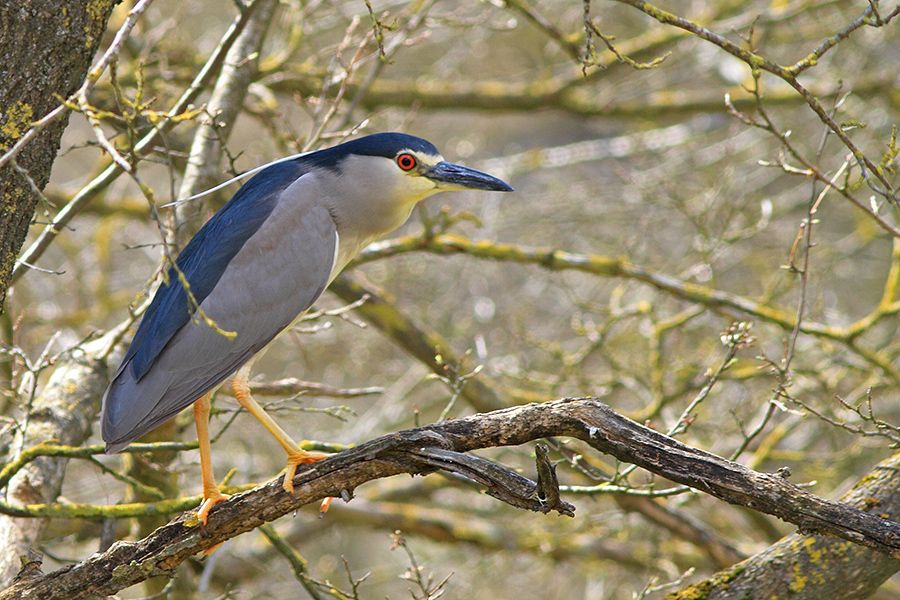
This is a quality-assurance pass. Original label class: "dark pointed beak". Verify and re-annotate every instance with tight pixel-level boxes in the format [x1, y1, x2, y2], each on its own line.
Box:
[425, 161, 513, 192]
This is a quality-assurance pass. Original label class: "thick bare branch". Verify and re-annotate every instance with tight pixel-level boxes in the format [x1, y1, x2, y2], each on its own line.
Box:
[2, 398, 898, 598]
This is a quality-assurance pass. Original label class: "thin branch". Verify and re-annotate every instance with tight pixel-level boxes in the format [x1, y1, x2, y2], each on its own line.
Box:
[353, 233, 898, 382]
[258, 524, 323, 599]
[329, 275, 509, 412]
[237, 378, 383, 399]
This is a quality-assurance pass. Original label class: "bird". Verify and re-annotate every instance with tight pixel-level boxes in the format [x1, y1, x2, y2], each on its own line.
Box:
[101, 132, 513, 524]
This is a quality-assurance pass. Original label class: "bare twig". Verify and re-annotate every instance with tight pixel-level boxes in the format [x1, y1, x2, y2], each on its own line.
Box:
[613, 0, 898, 202]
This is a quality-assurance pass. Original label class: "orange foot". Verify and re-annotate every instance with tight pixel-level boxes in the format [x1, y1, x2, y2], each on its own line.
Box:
[197, 489, 230, 557]
[197, 488, 230, 525]
[282, 448, 330, 495]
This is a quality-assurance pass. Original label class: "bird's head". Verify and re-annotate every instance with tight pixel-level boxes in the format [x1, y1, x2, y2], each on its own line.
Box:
[315, 132, 513, 206]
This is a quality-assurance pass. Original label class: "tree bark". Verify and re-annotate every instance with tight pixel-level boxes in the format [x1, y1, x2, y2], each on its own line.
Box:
[1, 398, 898, 599]
[670, 452, 900, 599]
[0, 0, 116, 309]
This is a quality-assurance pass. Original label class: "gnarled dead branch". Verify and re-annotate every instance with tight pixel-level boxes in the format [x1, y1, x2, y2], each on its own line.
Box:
[2, 398, 898, 599]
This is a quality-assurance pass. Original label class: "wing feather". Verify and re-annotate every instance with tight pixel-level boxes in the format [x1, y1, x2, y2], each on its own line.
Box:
[123, 159, 308, 382]
[103, 182, 337, 451]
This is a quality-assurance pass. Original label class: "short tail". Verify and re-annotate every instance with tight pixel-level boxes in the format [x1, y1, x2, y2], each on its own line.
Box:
[101, 361, 167, 453]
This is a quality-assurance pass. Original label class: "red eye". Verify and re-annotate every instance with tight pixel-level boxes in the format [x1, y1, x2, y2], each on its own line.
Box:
[396, 153, 417, 171]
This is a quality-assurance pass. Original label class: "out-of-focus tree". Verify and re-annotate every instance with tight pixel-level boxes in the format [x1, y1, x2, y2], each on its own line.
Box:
[1, 1, 898, 598]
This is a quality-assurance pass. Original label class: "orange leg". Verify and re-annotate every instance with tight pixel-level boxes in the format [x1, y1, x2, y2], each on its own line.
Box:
[194, 392, 230, 525]
[231, 370, 329, 494]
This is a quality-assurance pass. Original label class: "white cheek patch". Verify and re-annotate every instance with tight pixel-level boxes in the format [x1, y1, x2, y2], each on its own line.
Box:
[405, 152, 443, 197]
[417, 152, 443, 165]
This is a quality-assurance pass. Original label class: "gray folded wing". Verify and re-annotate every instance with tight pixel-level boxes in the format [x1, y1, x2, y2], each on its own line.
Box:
[102, 200, 337, 451]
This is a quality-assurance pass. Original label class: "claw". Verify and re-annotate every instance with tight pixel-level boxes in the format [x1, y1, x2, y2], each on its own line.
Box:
[197, 489, 230, 525]
[197, 489, 230, 557]
[282, 449, 330, 494]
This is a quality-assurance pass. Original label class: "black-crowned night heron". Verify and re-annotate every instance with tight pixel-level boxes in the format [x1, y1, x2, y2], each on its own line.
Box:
[101, 132, 512, 524]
